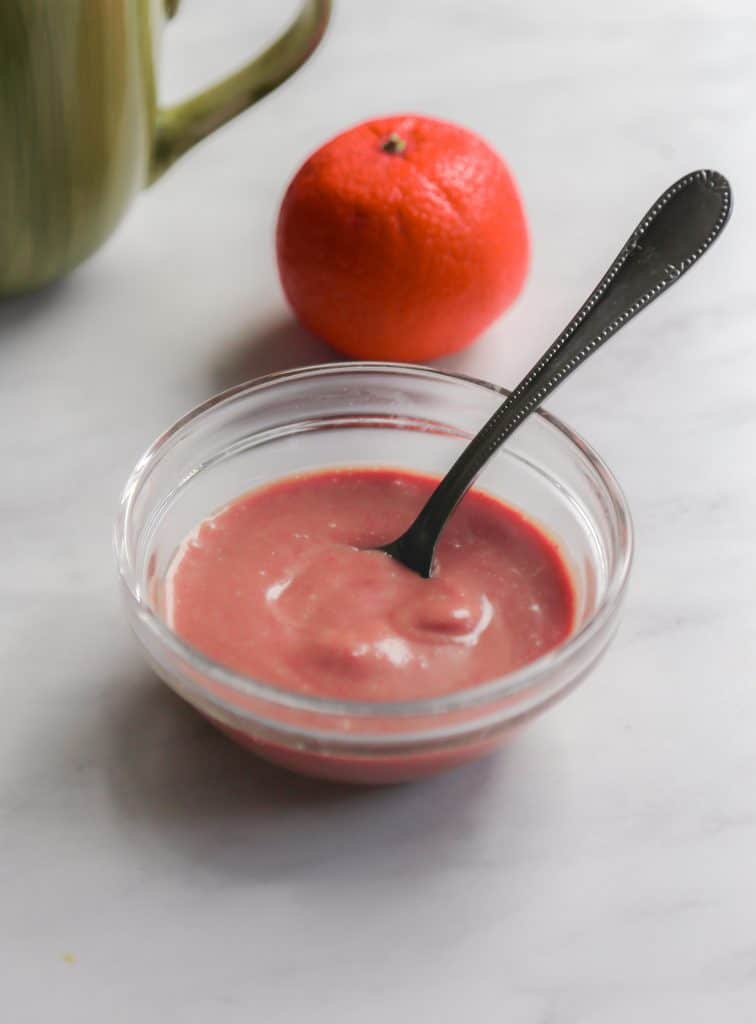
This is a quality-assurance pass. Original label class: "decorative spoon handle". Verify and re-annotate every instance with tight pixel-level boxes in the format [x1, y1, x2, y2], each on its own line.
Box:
[384, 169, 732, 577]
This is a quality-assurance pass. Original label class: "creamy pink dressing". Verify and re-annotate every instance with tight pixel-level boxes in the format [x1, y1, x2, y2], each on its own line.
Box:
[166, 469, 574, 702]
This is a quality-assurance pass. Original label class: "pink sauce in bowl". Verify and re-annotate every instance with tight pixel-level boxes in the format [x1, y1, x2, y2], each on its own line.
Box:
[167, 468, 574, 703]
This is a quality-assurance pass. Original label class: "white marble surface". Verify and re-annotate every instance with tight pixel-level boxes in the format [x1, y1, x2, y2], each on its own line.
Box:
[2, 1, 756, 1019]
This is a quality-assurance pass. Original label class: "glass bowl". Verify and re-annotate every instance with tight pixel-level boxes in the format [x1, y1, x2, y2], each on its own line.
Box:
[115, 363, 632, 784]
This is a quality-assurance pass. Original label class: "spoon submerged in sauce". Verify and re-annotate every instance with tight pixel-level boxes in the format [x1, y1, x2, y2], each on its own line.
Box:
[378, 169, 732, 577]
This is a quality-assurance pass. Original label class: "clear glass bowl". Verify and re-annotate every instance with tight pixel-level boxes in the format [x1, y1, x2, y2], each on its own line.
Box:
[115, 363, 632, 783]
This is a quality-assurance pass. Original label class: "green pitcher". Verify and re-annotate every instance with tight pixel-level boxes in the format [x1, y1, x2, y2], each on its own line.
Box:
[0, 0, 331, 296]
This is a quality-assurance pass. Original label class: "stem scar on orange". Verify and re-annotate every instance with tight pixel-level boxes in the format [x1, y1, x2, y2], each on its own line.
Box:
[276, 114, 529, 362]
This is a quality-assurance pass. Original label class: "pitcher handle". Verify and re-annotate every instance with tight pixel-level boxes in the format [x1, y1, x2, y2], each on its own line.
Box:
[150, 0, 331, 183]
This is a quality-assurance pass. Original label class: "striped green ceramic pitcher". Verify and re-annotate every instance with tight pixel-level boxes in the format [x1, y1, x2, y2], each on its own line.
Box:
[0, 0, 331, 295]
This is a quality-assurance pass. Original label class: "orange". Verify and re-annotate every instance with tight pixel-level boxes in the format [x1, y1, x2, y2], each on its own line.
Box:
[276, 114, 529, 362]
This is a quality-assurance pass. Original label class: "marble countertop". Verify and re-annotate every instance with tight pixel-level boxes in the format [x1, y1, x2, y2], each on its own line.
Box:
[3, 1, 755, 1019]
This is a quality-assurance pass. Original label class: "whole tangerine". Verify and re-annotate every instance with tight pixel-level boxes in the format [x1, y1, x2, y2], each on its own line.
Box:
[276, 114, 529, 362]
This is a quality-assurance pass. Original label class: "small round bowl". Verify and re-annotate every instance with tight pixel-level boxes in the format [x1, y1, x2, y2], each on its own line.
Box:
[115, 363, 632, 784]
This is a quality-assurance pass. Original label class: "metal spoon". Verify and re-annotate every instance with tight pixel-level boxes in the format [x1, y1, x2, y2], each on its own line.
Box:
[379, 169, 732, 577]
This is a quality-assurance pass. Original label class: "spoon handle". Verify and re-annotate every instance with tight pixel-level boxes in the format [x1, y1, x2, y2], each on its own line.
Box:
[395, 169, 732, 576]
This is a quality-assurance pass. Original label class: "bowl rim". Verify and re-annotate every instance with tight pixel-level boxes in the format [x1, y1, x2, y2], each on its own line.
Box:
[115, 361, 633, 720]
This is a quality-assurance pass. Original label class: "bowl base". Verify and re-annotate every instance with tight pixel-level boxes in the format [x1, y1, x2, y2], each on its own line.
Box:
[211, 719, 516, 785]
